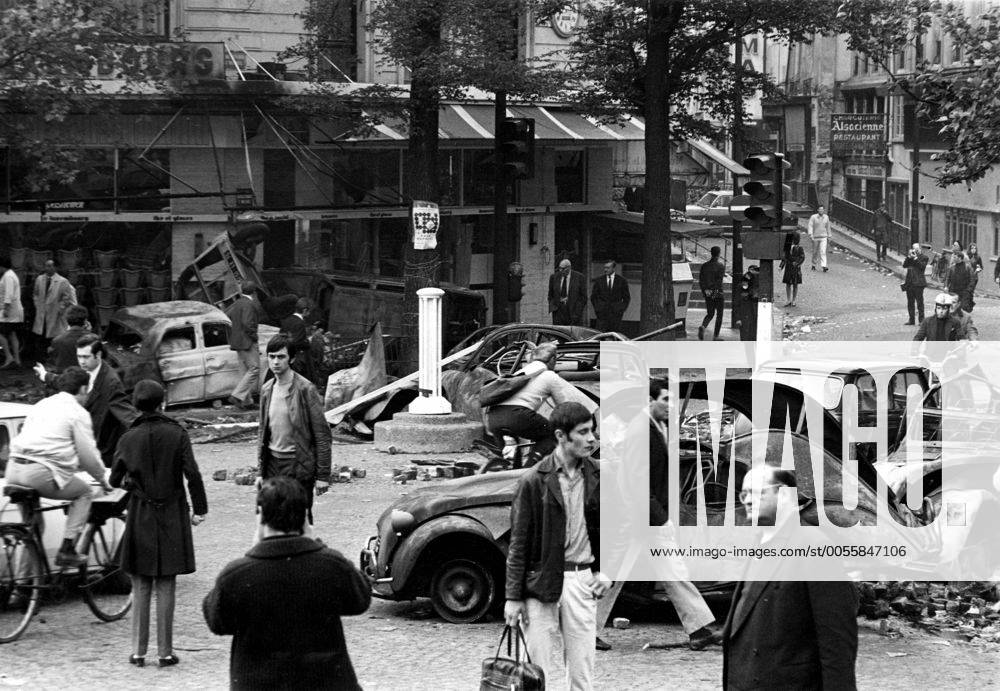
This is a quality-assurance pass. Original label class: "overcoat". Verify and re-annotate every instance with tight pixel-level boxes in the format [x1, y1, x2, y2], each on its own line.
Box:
[110, 411, 208, 576]
[203, 535, 371, 690]
[32, 272, 76, 338]
[87, 362, 139, 467]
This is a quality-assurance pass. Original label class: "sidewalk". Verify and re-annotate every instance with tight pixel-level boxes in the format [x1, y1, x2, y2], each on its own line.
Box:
[828, 221, 1000, 301]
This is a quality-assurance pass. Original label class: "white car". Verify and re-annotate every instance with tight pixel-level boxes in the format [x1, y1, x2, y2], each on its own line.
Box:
[684, 190, 734, 224]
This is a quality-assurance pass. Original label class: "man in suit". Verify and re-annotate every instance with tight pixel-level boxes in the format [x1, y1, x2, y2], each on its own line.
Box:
[723, 465, 859, 691]
[590, 260, 630, 333]
[45, 305, 94, 373]
[32, 259, 77, 358]
[36, 333, 138, 468]
[548, 259, 587, 326]
[226, 280, 264, 408]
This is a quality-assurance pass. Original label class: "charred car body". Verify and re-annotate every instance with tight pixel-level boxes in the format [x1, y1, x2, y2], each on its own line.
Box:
[176, 225, 485, 374]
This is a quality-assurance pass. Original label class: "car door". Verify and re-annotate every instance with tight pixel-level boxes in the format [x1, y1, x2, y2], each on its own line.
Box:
[201, 321, 242, 400]
[156, 326, 205, 405]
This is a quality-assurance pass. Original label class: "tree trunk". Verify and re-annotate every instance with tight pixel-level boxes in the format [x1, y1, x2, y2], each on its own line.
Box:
[401, 26, 442, 373]
[642, 0, 680, 337]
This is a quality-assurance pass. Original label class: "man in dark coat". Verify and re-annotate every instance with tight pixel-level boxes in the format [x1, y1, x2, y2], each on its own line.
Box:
[111, 379, 207, 667]
[280, 297, 312, 380]
[46, 304, 93, 373]
[226, 280, 263, 408]
[203, 476, 371, 690]
[902, 243, 929, 325]
[590, 260, 630, 333]
[914, 293, 962, 343]
[548, 258, 588, 326]
[723, 465, 859, 691]
[698, 245, 726, 341]
[34, 332, 138, 467]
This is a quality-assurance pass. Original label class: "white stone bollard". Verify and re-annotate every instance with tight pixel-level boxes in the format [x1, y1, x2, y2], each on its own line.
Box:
[409, 287, 453, 415]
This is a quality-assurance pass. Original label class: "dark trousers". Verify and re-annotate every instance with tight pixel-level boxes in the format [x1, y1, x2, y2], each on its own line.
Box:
[595, 312, 623, 333]
[701, 296, 725, 338]
[486, 405, 557, 460]
[906, 286, 925, 323]
[875, 240, 888, 261]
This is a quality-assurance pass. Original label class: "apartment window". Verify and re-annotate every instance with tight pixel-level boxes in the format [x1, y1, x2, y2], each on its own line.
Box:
[944, 207, 977, 249]
[932, 40, 942, 64]
[890, 95, 905, 138]
[894, 50, 906, 71]
[128, 0, 169, 38]
[951, 41, 962, 64]
[554, 149, 587, 204]
[993, 216, 999, 256]
[853, 54, 860, 76]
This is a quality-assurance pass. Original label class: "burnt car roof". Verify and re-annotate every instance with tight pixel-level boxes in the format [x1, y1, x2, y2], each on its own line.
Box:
[110, 300, 230, 335]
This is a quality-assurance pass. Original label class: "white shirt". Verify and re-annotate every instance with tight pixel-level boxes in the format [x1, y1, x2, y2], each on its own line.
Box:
[10, 391, 105, 488]
[87, 362, 101, 394]
[501, 361, 598, 415]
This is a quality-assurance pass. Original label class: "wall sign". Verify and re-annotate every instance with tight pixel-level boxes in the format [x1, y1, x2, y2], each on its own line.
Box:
[551, 4, 580, 38]
[412, 201, 440, 250]
[831, 113, 886, 152]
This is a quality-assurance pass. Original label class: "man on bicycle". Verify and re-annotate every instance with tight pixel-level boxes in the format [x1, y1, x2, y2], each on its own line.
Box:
[6, 366, 112, 567]
[485, 342, 597, 467]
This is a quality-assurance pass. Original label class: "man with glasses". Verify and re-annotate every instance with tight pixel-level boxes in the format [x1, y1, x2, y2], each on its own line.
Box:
[548, 258, 587, 326]
[723, 465, 859, 691]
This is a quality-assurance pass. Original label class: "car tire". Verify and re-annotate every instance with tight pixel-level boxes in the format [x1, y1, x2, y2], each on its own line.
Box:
[429, 558, 495, 624]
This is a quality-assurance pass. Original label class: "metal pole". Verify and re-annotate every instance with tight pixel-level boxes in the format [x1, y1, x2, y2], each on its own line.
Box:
[909, 23, 923, 245]
[731, 35, 744, 329]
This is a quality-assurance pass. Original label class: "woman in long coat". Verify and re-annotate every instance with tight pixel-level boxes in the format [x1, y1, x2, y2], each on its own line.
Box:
[781, 231, 805, 307]
[110, 379, 208, 668]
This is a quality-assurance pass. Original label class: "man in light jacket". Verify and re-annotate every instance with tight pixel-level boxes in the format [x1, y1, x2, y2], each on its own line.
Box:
[807, 205, 831, 272]
[32, 259, 77, 358]
[225, 280, 263, 408]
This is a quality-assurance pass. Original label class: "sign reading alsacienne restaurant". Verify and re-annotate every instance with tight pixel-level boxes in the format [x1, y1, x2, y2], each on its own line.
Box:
[830, 113, 886, 152]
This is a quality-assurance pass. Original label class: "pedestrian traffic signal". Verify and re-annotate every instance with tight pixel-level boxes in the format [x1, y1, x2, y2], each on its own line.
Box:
[728, 153, 796, 229]
[498, 118, 535, 179]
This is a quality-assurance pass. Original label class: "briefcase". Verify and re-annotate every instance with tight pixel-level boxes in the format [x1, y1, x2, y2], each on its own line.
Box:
[480, 624, 545, 691]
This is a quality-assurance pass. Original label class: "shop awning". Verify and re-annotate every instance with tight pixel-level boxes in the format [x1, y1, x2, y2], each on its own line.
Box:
[361, 105, 648, 142]
[687, 139, 751, 176]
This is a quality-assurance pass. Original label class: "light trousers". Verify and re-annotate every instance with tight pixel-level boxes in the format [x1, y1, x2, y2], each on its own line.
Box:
[811, 236, 828, 269]
[523, 570, 597, 691]
[131, 574, 177, 658]
[5, 461, 92, 541]
[230, 347, 260, 405]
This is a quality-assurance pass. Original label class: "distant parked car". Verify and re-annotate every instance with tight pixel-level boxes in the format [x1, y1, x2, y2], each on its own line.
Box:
[685, 190, 734, 224]
[102, 301, 275, 408]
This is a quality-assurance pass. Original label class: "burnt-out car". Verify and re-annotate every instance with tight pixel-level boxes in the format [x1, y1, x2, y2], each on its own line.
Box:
[103, 301, 274, 407]
[444, 324, 601, 371]
[360, 377, 925, 623]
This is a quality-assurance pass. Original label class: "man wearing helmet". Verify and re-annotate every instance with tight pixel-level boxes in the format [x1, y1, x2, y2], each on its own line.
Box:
[913, 293, 960, 342]
[948, 292, 979, 341]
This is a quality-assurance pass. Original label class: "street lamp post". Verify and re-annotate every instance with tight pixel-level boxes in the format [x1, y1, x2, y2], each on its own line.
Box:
[909, 17, 924, 246]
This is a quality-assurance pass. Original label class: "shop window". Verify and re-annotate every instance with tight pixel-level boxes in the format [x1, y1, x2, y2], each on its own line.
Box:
[462, 150, 496, 206]
[378, 218, 407, 277]
[330, 150, 402, 206]
[321, 220, 374, 273]
[402, 150, 460, 206]
[118, 148, 170, 211]
[554, 149, 586, 204]
[203, 323, 230, 348]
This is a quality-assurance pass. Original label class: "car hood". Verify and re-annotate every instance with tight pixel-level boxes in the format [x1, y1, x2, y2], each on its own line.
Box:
[378, 469, 525, 525]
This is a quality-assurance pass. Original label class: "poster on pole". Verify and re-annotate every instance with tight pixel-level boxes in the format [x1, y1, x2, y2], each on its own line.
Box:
[830, 114, 886, 152]
[411, 200, 439, 250]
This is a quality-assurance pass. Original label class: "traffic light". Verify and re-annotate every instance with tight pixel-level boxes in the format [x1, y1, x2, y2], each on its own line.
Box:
[729, 153, 796, 229]
[498, 118, 535, 179]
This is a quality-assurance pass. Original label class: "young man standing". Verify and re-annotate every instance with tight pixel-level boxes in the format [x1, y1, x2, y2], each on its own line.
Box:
[0, 255, 24, 369]
[505, 401, 609, 690]
[32, 259, 77, 358]
[698, 246, 726, 341]
[257, 334, 331, 523]
[807, 205, 831, 272]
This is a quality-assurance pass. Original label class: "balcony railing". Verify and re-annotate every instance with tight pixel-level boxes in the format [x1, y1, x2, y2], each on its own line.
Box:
[830, 196, 909, 255]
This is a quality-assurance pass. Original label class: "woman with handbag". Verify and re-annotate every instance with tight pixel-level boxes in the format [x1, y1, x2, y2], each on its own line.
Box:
[781, 232, 805, 307]
[110, 379, 207, 668]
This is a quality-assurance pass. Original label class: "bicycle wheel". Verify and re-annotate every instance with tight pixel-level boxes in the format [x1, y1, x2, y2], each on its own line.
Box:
[80, 519, 132, 622]
[0, 526, 42, 643]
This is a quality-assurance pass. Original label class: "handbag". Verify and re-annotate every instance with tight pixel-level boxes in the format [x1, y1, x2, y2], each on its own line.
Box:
[479, 373, 531, 408]
[899, 282, 908, 292]
[480, 625, 545, 691]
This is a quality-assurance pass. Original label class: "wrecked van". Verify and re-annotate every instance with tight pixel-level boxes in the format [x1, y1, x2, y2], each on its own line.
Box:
[103, 300, 273, 407]
[176, 227, 485, 353]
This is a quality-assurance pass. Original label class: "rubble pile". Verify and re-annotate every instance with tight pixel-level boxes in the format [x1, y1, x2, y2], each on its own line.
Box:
[392, 459, 479, 484]
[0, 375, 47, 404]
[782, 315, 828, 340]
[212, 465, 367, 485]
[859, 582, 1000, 643]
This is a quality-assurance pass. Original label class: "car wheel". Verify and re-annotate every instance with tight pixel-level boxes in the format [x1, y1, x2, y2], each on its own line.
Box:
[430, 558, 495, 624]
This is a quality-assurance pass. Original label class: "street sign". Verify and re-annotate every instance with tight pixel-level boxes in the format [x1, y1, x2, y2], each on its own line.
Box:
[411, 200, 439, 250]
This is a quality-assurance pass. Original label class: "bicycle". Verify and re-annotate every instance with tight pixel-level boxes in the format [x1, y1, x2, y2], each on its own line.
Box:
[0, 483, 132, 643]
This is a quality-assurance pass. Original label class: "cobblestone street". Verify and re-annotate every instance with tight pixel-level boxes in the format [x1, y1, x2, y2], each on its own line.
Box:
[3, 440, 999, 690]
